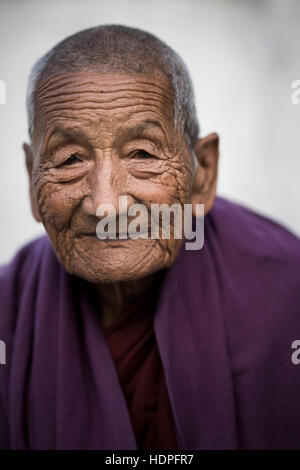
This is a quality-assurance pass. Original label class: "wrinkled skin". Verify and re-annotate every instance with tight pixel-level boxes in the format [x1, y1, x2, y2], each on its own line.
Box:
[24, 70, 219, 325]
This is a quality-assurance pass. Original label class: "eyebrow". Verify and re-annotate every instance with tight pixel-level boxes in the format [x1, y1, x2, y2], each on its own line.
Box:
[44, 127, 90, 147]
[42, 117, 167, 156]
[113, 118, 167, 148]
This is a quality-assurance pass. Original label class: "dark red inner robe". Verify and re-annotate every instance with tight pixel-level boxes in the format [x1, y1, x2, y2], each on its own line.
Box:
[103, 286, 178, 450]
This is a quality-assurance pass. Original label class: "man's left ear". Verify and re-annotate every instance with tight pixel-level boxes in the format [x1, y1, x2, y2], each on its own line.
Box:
[191, 132, 219, 216]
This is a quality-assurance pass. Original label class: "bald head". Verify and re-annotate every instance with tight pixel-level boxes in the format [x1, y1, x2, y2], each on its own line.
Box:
[26, 24, 199, 147]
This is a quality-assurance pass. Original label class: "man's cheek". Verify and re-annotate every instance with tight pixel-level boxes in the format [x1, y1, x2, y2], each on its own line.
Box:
[136, 177, 186, 208]
[36, 182, 78, 229]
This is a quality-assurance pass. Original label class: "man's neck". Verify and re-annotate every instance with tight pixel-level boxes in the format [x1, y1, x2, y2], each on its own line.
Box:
[92, 271, 164, 328]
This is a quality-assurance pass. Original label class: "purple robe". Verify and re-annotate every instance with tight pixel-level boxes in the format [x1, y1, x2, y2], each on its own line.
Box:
[0, 197, 300, 450]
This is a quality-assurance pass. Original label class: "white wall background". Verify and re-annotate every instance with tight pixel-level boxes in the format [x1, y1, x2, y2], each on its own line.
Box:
[0, 0, 299, 264]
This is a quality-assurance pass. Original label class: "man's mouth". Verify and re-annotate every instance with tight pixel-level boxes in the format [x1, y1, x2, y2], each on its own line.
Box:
[81, 232, 130, 241]
[81, 231, 150, 241]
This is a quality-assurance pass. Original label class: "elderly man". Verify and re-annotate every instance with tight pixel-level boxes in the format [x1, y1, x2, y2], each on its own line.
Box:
[0, 25, 300, 450]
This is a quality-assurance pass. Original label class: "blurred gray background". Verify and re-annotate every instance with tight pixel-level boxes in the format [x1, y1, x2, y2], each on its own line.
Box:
[0, 0, 299, 264]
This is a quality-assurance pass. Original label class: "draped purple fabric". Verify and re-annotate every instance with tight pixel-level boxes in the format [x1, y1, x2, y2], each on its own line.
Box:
[103, 286, 178, 450]
[0, 197, 300, 449]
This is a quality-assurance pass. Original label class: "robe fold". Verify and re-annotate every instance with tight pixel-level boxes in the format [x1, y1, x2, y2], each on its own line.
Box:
[103, 285, 178, 449]
[0, 196, 300, 449]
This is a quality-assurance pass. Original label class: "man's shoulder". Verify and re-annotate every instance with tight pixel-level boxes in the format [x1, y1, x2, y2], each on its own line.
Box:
[204, 196, 300, 337]
[208, 196, 300, 267]
[205, 197, 300, 359]
[0, 235, 54, 338]
[0, 235, 51, 290]
[205, 199, 300, 447]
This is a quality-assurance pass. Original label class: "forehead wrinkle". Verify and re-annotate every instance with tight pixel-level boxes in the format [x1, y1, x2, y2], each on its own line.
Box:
[37, 84, 173, 106]
[36, 75, 174, 118]
[36, 71, 174, 102]
[37, 96, 169, 123]
[33, 71, 176, 137]
[38, 99, 169, 129]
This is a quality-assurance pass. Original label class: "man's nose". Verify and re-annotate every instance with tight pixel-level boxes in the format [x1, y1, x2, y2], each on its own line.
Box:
[82, 154, 122, 217]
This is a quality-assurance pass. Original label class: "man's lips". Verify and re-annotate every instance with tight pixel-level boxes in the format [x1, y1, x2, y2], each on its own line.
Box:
[80, 232, 150, 241]
[81, 232, 130, 241]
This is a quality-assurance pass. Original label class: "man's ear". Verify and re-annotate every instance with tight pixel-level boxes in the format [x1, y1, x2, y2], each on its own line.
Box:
[23, 142, 41, 222]
[191, 132, 219, 216]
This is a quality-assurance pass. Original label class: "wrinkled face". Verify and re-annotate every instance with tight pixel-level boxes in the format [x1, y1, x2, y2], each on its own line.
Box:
[30, 70, 195, 282]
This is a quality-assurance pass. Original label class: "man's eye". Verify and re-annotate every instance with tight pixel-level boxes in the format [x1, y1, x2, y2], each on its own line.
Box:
[132, 150, 155, 159]
[60, 154, 81, 167]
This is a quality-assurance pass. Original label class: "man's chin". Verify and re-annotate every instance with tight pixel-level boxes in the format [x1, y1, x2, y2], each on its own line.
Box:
[59, 244, 166, 284]
[67, 262, 163, 284]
